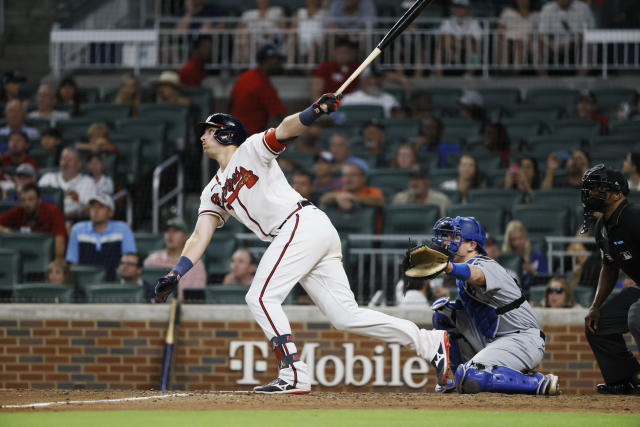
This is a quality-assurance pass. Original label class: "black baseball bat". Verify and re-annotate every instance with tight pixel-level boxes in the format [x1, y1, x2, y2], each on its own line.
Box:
[336, 0, 433, 95]
[159, 298, 181, 391]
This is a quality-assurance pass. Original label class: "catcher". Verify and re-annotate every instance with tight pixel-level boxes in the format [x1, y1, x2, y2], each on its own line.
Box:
[404, 216, 560, 395]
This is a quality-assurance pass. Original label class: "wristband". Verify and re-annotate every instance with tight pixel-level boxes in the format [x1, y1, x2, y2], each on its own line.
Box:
[299, 105, 319, 126]
[171, 256, 193, 277]
[448, 263, 471, 281]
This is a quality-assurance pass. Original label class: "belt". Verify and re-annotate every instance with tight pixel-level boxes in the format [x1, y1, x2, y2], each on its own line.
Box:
[276, 200, 313, 231]
[509, 329, 546, 342]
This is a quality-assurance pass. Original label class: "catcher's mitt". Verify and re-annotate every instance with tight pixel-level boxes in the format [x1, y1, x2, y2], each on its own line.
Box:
[403, 242, 450, 279]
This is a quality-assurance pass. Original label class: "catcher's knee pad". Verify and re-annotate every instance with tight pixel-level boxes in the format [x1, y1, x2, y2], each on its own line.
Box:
[271, 334, 299, 369]
[454, 363, 550, 395]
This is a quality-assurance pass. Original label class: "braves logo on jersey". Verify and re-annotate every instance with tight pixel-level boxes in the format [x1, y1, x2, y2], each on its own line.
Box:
[211, 166, 259, 210]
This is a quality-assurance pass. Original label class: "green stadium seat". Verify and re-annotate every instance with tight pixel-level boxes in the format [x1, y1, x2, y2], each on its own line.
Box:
[28, 148, 57, 168]
[339, 105, 384, 123]
[115, 118, 167, 174]
[501, 119, 541, 142]
[56, 118, 94, 141]
[477, 88, 520, 110]
[70, 265, 106, 291]
[431, 168, 458, 189]
[526, 136, 583, 156]
[588, 134, 636, 152]
[134, 232, 165, 259]
[467, 189, 524, 209]
[79, 104, 131, 123]
[78, 87, 101, 104]
[425, 87, 463, 110]
[367, 169, 410, 201]
[441, 118, 482, 144]
[25, 118, 54, 133]
[111, 137, 142, 184]
[530, 189, 582, 210]
[506, 106, 561, 122]
[141, 266, 169, 287]
[0, 249, 21, 285]
[84, 284, 144, 303]
[380, 119, 421, 142]
[204, 231, 237, 277]
[525, 88, 579, 109]
[609, 120, 640, 136]
[12, 283, 74, 303]
[0, 233, 53, 278]
[511, 204, 571, 239]
[182, 86, 213, 119]
[550, 120, 601, 139]
[321, 206, 377, 239]
[138, 104, 190, 151]
[529, 284, 546, 306]
[591, 88, 637, 112]
[382, 205, 440, 247]
[573, 286, 595, 308]
[279, 151, 315, 173]
[447, 203, 505, 237]
[204, 285, 248, 304]
[484, 168, 507, 187]
[497, 252, 523, 281]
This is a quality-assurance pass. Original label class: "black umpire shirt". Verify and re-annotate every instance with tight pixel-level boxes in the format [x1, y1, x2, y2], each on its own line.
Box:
[594, 200, 640, 283]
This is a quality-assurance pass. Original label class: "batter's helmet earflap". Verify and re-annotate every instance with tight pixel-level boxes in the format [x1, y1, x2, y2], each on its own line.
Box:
[196, 113, 248, 146]
[432, 216, 487, 257]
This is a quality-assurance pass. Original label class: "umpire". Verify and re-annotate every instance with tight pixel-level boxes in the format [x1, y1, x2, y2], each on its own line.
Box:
[582, 164, 640, 394]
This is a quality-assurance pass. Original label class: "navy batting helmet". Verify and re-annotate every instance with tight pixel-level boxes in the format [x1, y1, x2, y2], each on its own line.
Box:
[196, 113, 248, 146]
[432, 216, 487, 257]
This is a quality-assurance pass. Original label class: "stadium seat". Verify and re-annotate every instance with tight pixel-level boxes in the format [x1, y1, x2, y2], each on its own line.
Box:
[278, 151, 315, 173]
[204, 285, 248, 304]
[134, 232, 165, 259]
[447, 203, 505, 237]
[506, 106, 561, 122]
[79, 104, 131, 123]
[573, 286, 595, 308]
[530, 189, 582, 211]
[497, 252, 523, 281]
[141, 266, 169, 287]
[591, 88, 637, 112]
[70, 265, 106, 299]
[0, 200, 20, 214]
[25, 118, 53, 133]
[321, 206, 377, 241]
[431, 168, 458, 189]
[182, 86, 213, 119]
[609, 120, 640, 136]
[382, 205, 440, 247]
[588, 134, 636, 152]
[511, 204, 571, 239]
[529, 285, 546, 306]
[367, 168, 410, 201]
[424, 87, 463, 110]
[204, 232, 237, 278]
[525, 88, 580, 109]
[467, 189, 524, 209]
[0, 249, 21, 285]
[28, 148, 57, 168]
[111, 137, 142, 184]
[477, 88, 520, 110]
[380, 119, 421, 142]
[441, 118, 482, 144]
[12, 283, 74, 303]
[550, 120, 601, 139]
[338, 105, 384, 123]
[115, 119, 167, 174]
[138, 104, 190, 151]
[84, 284, 145, 303]
[0, 233, 53, 278]
[78, 87, 101, 104]
[56, 118, 94, 141]
[501, 119, 541, 142]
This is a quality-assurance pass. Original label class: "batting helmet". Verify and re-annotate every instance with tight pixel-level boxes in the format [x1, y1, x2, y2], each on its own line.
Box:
[581, 164, 629, 212]
[196, 113, 248, 146]
[432, 216, 487, 257]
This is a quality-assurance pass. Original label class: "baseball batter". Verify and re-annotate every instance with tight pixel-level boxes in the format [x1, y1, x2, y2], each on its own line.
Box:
[155, 93, 450, 394]
[425, 216, 560, 395]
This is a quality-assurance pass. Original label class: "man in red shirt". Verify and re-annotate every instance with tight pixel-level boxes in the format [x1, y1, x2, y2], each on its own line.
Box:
[0, 131, 39, 170]
[230, 44, 286, 135]
[311, 38, 359, 100]
[577, 92, 609, 135]
[0, 183, 67, 259]
[179, 35, 212, 87]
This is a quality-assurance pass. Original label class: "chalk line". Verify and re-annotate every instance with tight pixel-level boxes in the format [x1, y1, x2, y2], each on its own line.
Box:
[2, 392, 192, 409]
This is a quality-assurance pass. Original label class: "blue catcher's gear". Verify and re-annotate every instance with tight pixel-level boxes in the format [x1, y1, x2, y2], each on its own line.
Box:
[196, 113, 248, 146]
[454, 362, 559, 395]
[432, 216, 487, 257]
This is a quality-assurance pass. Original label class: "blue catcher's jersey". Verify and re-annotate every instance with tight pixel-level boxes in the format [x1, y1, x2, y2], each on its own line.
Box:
[456, 255, 540, 338]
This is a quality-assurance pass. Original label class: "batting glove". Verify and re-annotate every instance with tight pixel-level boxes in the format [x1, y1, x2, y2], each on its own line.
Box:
[155, 272, 180, 303]
[299, 93, 343, 126]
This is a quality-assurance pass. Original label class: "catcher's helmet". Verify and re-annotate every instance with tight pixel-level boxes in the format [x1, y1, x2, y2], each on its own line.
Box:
[196, 113, 248, 146]
[581, 164, 629, 212]
[432, 216, 487, 256]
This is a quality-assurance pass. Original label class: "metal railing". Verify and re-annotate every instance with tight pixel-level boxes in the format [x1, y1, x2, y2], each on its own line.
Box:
[152, 154, 184, 233]
[49, 19, 640, 78]
[545, 236, 597, 274]
[112, 188, 134, 226]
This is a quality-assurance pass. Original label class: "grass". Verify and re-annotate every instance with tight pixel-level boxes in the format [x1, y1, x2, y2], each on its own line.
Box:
[1, 410, 638, 427]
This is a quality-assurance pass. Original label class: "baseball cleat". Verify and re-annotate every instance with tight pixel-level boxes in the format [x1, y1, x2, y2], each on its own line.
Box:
[253, 378, 311, 394]
[596, 382, 639, 395]
[434, 379, 456, 393]
[430, 330, 451, 387]
[540, 374, 560, 396]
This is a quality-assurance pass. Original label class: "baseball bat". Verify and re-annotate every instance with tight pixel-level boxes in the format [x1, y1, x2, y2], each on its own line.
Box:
[335, 0, 433, 95]
[159, 298, 181, 391]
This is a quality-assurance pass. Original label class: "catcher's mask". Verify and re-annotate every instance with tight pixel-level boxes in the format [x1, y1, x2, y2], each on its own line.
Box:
[196, 113, 248, 146]
[580, 164, 629, 233]
[432, 216, 487, 257]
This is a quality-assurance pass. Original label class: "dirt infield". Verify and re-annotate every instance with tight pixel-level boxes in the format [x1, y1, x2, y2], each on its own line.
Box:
[0, 390, 639, 413]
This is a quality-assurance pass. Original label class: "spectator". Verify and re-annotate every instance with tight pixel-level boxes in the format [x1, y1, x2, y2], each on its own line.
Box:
[497, 0, 540, 68]
[340, 67, 400, 118]
[484, 235, 501, 260]
[392, 166, 451, 216]
[230, 44, 286, 135]
[437, 0, 482, 75]
[541, 147, 590, 189]
[294, 123, 323, 155]
[566, 225, 599, 287]
[118, 253, 155, 302]
[75, 122, 120, 155]
[27, 84, 70, 126]
[175, 0, 225, 31]
[56, 76, 81, 115]
[143, 217, 206, 300]
[152, 71, 190, 106]
[391, 143, 418, 170]
[459, 90, 487, 123]
[4, 164, 57, 205]
[66, 193, 135, 281]
[408, 91, 433, 120]
[292, 0, 328, 60]
[320, 162, 384, 211]
[328, 0, 377, 29]
[1, 131, 39, 170]
[235, 0, 286, 63]
[291, 170, 319, 205]
[0, 100, 40, 152]
[311, 37, 359, 100]
[482, 122, 513, 168]
[576, 91, 609, 135]
[313, 151, 342, 192]
[539, 276, 581, 308]
[395, 277, 450, 307]
[86, 153, 114, 195]
[328, 133, 369, 173]
[504, 155, 541, 202]
[179, 35, 212, 87]
[414, 116, 461, 168]
[40, 128, 63, 164]
[47, 259, 73, 286]
[622, 152, 640, 191]
[360, 120, 388, 168]
[502, 219, 548, 285]
[440, 154, 484, 202]
[112, 73, 142, 117]
[614, 100, 640, 122]
[38, 147, 97, 221]
[0, 165, 14, 199]
[0, 183, 67, 259]
[1, 71, 27, 103]
[222, 248, 257, 286]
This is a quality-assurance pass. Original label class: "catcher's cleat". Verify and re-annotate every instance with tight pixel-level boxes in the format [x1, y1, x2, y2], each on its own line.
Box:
[539, 374, 560, 396]
[253, 378, 311, 395]
[434, 379, 456, 393]
[430, 330, 451, 387]
[596, 382, 639, 395]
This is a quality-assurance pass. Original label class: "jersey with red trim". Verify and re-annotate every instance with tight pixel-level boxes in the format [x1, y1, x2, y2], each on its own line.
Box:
[198, 129, 304, 242]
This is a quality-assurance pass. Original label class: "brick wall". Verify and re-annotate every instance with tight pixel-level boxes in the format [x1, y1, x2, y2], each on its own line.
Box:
[0, 305, 636, 394]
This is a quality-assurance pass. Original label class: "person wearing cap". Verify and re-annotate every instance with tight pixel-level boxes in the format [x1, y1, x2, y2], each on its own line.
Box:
[27, 84, 70, 126]
[576, 91, 609, 135]
[0, 100, 40, 153]
[179, 35, 212, 87]
[320, 162, 384, 214]
[66, 193, 136, 282]
[392, 165, 451, 217]
[0, 183, 67, 259]
[1, 71, 27, 103]
[437, 0, 482, 76]
[311, 37, 360, 100]
[459, 90, 486, 123]
[222, 248, 258, 286]
[313, 151, 342, 192]
[1, 131, 39, 171]
[144, 217, 206, 300]
[340, 67, 400, 118]
[152, 71, 190, 106]
[229, 43, 286, 135]
[3, 163, 56, 205]
[118, 253, 155, 302]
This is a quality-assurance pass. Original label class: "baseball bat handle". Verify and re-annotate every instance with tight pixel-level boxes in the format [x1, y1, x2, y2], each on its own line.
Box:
[335, 47, 382, 96]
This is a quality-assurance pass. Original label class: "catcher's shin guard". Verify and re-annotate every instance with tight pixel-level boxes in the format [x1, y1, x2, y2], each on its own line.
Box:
[454, 363, 560, 395]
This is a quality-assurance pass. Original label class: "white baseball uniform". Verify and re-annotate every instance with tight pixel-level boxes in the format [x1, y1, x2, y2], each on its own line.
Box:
[198, 128, 444, 386]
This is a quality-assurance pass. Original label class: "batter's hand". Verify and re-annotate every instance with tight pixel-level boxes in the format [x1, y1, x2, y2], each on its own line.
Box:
[585, 305, 600, 333]
[155, 272, 180, 303]
[313, 93, 343, 114]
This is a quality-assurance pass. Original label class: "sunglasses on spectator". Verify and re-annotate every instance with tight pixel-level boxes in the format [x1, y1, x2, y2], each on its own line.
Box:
[546, 287, 565, 294]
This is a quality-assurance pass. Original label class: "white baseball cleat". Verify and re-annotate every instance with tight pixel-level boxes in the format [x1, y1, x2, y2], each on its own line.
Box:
[542, 374, 560, 396]
[253, 378, 311, 394]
